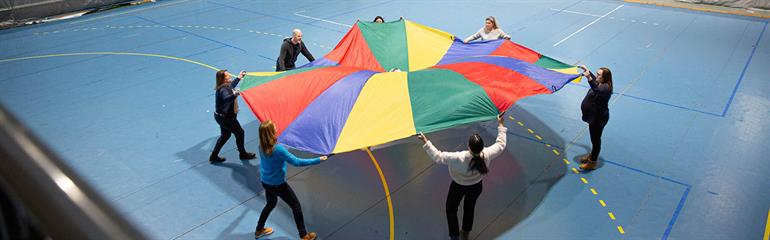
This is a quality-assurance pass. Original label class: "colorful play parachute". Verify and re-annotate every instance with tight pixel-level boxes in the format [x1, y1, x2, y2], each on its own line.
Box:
[239, 19, 580, 155]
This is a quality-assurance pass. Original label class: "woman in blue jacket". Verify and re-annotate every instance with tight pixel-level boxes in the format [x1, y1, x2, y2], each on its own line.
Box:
[254, 120, 328, 240]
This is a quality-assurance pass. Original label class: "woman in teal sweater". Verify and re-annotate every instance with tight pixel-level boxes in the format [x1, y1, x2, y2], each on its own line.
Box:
[254, 120, 328, 240]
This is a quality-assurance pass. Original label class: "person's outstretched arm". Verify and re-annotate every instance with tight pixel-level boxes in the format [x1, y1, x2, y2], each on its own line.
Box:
[417, 132, 458, 165]
[276, 145, 322, 167]
[498, 29, 511, 40]
[464, 29, 482, 43]
[484, 114, 508, 160]
[300, 42, 315, 62]
[229, 71, 246, 88]
[579, 65, 599, 91]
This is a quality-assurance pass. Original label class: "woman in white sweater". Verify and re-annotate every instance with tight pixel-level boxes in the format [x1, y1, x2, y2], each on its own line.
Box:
[417, 114, 507, 240]
[463, 16, 511, 43]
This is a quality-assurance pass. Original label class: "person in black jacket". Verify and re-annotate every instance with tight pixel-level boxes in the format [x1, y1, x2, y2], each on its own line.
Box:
[210, 70, 257, 163]
[578, 65, 612, 170]
[275, 29, 315, 71]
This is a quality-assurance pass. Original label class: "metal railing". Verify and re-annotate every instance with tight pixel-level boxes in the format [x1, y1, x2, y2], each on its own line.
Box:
[0, 103, 146, 239]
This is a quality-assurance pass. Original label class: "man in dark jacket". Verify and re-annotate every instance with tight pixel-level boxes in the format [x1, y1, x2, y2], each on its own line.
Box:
[275, 28, 315, 71]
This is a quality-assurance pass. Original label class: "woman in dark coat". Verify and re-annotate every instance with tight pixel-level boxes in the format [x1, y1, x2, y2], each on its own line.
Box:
[578, 65, 613, 170]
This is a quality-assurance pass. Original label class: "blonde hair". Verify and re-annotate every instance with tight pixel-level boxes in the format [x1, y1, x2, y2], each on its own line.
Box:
[259, 120, 277, 155]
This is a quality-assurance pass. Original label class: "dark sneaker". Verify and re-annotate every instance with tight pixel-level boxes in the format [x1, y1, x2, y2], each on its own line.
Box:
[209, 156, 225, 163]
[239, 152, 256, 160]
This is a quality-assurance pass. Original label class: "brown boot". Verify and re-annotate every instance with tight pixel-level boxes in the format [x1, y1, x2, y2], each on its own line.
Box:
[254, 227, 273, 238]
[579, 160, 598, 171]
[301, 232, 317, 240]
[579, 154, 590, 164]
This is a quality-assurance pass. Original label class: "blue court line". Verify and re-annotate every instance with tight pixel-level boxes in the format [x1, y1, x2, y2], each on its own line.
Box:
[601, 159, 691, 240]
[182, 45, 229, 59]
[663, 186, 690, 240]
[134, 16, 247, 53]
[206, 1, 345, 34]
[488, 118, 691, 239]
[496, 121, 692, 238]
[568, 21, 767, 118]
[721, 20, 768, 117]
[603, 160, 690, 187]
[569, 83, 722, 117]
[257, 54, 276, 62]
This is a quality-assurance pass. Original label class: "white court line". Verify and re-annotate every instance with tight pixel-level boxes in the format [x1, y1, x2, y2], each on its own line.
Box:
[553, 5, 624, 47]
[550, 7, 659, 26]
[294, 10, 352, 27]
[550, 8, 602, 17]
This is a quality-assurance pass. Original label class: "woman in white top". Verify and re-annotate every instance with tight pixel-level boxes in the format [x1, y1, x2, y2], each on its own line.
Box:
[417, 114, 507, 240]
[464, 16, 511, 43]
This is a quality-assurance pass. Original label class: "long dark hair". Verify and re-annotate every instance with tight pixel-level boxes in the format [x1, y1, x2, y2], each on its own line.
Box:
[373, 16, 384, 23]
[468, 134, 489, 174]
[215, 69, 227, 90]
[599, 67, 613, 92]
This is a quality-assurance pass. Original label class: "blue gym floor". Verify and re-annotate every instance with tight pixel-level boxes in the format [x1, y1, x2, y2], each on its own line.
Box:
[1, 0, 769, 239]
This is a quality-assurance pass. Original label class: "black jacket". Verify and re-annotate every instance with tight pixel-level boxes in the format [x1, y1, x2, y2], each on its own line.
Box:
[580, 72, 611, 124]
[276, 38, 315, 71]
[215, 77, 241, 117]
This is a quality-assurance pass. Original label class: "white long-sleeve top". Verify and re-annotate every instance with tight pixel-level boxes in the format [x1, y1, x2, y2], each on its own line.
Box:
[464, 28, 510, 42]
[422, 126, 507, 186]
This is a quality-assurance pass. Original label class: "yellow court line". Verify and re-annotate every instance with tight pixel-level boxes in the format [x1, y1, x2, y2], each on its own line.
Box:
[511, 114, 626, 237]
[0, 52, 221, 71]
[764, 209, 770, 240]
[365, 148, 395, 240]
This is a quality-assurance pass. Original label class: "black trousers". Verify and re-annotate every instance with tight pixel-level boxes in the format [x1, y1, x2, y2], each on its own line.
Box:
[446, 180, 483, 237]
[211, 114, 246, 157]
[256, 182, 307, 237]
[588, 113, 609, 162]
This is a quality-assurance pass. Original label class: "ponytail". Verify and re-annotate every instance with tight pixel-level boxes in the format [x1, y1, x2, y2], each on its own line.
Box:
[469, 152, 489, 174]
[468, 134, 489, 174]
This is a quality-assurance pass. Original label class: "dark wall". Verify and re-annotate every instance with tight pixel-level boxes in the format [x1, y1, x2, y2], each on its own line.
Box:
[0, 0, 132, 27]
